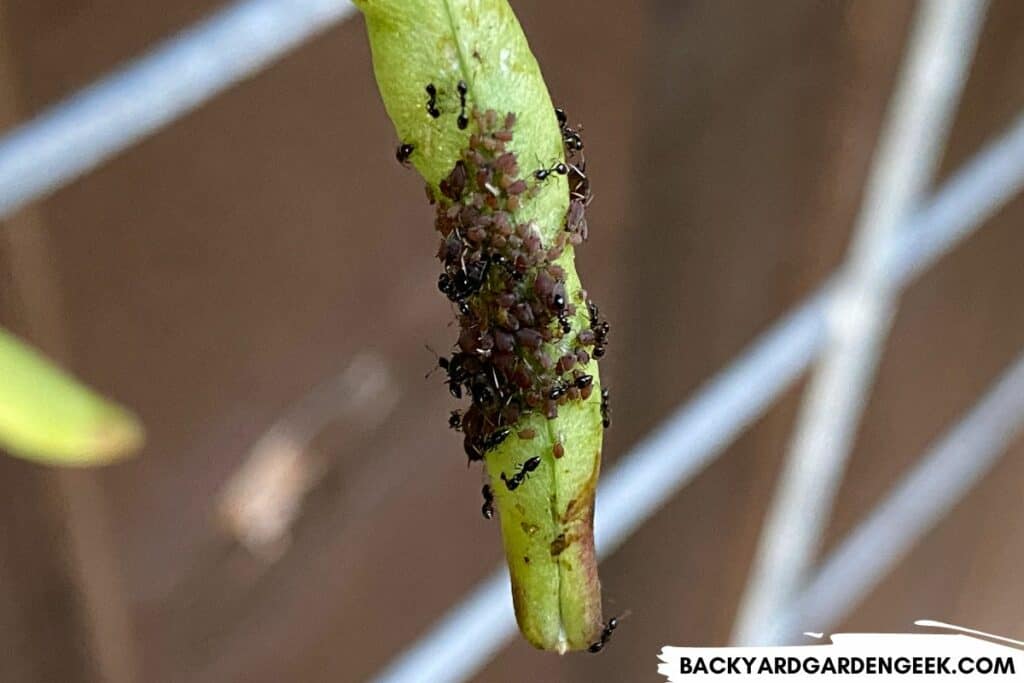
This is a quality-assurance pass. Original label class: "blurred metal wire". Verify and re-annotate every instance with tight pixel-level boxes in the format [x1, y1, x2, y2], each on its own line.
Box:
[772, 350, 1024, 641]
[0, 0, 355, 220]
[370, 113, 1024, 683]
[732, 0, 989, 646]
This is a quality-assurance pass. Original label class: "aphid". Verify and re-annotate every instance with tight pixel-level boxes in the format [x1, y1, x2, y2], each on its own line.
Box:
[448, 410, 462, 430]
[457, 80, 469, 130]
[575, 374, 593, 390]
[425, 83, 441, 118]
[600, 387, 611, 428]
[549, 382, 568, 401]
[587, 617, 619, 654]
[481, 484, 495, 519]
[440, 160, 469, 200]
[533, 162, 568, 182]
[553, 442, 565, 459]
[396, 142, 415, 165]
[482, 427, 511, 452]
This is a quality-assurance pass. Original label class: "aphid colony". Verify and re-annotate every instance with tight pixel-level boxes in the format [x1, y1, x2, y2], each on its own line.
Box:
[396, 87, 616, 653]
[426, 105, 610, 479]
[401, 94, 612, 479]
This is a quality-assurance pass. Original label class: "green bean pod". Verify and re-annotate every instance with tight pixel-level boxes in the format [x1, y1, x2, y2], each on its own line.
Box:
[355, 0, 604, 652]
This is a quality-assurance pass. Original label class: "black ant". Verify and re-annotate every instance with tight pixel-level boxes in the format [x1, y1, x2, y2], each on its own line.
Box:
[501, 456, 541, 491]
[438, 265, 486, 304]
[464, 437, 483, 463]
[593, 321, 609, 358]
[533, 162, 568, 182]
[457, 80, 469, 130]
[557, 311, 572, 334]
[436, 354, 467, 399]
[600, 387, 611, 428]
[481, 484, 494, 519]
[564, 131, 583, 152]
[425, 83, 441, 118]
[482, 427, 511, 452]
[396, 142, 414, 165]
[554, 106, 584, 152]
[587, 300, 609, 358]
[587, 616, 619, 653]
[552, 292, 572, 333]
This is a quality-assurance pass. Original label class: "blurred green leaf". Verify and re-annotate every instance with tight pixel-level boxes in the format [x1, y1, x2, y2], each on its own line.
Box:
[0, 328, 143, 465]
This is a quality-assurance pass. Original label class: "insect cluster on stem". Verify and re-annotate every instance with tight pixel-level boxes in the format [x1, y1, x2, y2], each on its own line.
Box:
[392, 77, 620, 653]
[415, 104, 613, 476]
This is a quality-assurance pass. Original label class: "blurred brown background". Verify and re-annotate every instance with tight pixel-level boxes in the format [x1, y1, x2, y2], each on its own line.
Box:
[1, 1, 1023, 681]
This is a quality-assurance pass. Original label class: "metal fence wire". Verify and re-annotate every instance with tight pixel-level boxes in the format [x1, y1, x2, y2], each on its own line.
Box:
[1, 2, 1021, 682]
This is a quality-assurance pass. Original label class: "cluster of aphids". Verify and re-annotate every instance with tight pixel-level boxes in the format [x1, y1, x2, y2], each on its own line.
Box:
[396, 80, 618, 656]
[397, 84, 611, 493]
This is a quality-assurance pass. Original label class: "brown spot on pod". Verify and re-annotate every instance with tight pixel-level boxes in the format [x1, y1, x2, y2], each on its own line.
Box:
[550, 533, 569, 556]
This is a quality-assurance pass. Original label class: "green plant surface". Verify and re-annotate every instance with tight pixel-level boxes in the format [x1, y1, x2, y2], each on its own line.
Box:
[356, 0, 604, 653]
[0, 328, 143, 466]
